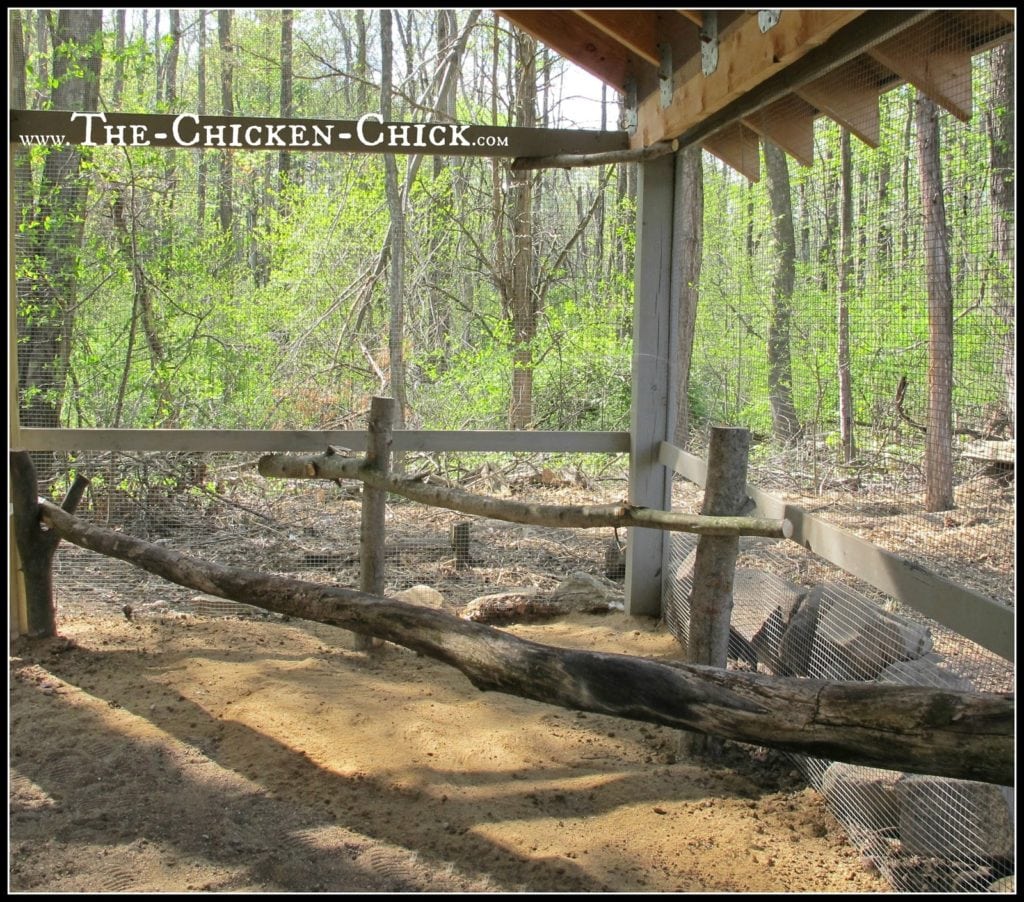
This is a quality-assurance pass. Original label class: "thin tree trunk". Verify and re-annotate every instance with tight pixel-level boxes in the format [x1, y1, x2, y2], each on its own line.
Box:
[196, 10, 207, 231]
[916, 93, 955, 512]
[673, 146, 704, 448]
[279, 9, 293, 192]
[508, 29, 537, 430]
[837, 129, 856, 463]
[987, 43, 1014, 436]
[763, 141, 801, 444]
[112, 10, 126, 107]
[217, 10, 234, 234]
[380, 10, 408, 432]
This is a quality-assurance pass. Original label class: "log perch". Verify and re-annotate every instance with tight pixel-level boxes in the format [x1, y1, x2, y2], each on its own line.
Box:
[36, 500, 1013, 786]
[257, 452, 792, 539]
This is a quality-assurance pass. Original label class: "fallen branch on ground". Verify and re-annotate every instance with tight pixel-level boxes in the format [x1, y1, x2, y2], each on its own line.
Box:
[37, 500, 1012, 786]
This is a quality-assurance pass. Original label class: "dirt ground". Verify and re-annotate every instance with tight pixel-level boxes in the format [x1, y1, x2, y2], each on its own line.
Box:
[9, 597, 890, 894]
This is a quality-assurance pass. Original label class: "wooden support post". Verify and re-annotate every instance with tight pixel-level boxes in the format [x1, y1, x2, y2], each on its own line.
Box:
[355, 397, 397, 651]
[683, 426, 751, 756]
[450, 522, 472, 569]
[626, 152, 676, 617]
[9, 450, 89, 638]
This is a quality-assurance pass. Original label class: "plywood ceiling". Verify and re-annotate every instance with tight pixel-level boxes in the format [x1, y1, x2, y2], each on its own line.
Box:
[496, 9, 1015, 179]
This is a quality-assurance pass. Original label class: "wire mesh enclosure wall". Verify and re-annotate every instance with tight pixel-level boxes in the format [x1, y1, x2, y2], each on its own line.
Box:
[666, 525, 1014, 894]
[12, 9, 633, 438]
[685, 42, 1014, 608]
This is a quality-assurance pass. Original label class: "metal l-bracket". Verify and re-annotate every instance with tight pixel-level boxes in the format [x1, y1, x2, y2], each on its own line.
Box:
[758, 10, 781, 33]
[622, 78, 638, 133]
[700, 12, 719, 77]
[659, 42, 673, 108]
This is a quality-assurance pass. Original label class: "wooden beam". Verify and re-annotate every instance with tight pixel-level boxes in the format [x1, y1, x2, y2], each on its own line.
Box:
[742, 96, 817, 168]
[868, 18, 973, 122]
[677, 11, 703, 29]
[627, 154, 677, 616]
[702, 121, 761, 182]
[16, 428, 631, 454]
[659, 442, 1015, 662]
[495, 9, 647, 90]
[795, 57, 886, 148]
[575, 10, 661, 67]
[632, 9, 864, 149]
[9, 109, 630, 159]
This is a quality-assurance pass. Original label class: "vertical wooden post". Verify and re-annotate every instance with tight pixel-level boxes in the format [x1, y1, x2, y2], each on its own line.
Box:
[450, 522, 472, 569]
[356, 396, 397, 651]
[625, 152, 676, 617]
[683, 426, 750, 755]
[10, 450, 89, 638]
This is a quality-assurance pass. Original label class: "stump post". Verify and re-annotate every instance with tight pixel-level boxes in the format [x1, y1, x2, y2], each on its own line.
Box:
[451, 522, 472, 569]
[355, 397, 397, 650]
[9, 450, 90, 638]
[683, 426, 751, 756]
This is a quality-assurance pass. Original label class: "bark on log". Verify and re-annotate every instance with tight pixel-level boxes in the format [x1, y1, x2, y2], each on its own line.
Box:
[36, 499, 1012, 786]
[257, 452, 792, 539]
[510, 139, 679, 172]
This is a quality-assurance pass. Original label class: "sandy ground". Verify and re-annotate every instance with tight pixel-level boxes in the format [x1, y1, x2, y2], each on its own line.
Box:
[9, 600, 889, 894]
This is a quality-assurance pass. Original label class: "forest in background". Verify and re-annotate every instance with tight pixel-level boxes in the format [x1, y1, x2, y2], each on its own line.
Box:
[11, 11, 1015, 504]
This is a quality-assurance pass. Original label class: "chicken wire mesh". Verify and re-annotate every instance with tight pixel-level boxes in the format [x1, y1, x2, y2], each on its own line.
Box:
[665, 519, 1014, 894]
[686, 38, 1015, 609]
[44, 449, 629, 618]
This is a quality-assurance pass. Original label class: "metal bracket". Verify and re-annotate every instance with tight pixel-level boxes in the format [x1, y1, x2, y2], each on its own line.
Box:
[700, 12, 719, 77]
[622, 78, 638, 134]
[658, 42, 672, 108]
[758, 10, 781, 33]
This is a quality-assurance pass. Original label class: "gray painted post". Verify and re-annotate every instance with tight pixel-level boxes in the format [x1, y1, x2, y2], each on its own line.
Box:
[683, 426, 750, 756]
[625, 153, 676, 617]
[355, 396, 397, 651]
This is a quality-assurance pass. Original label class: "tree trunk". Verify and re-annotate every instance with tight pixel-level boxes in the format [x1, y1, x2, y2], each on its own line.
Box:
[916, 94, 955, 512]
[379, 9, 408, 432]
[34, 498, 1014, 787]
[987, 43, 1015, 436]
[278, 9, 293, 192]
[837, 129, 856, 463]
[672, 146, 704, 448]
[217, 9, 234, 234]
[762, 141, 801, 444]
[508, 30, 537, 430]
[112, 10, 126, 107]
[196, 10, 207, 231]
[16, 10, 103, 440]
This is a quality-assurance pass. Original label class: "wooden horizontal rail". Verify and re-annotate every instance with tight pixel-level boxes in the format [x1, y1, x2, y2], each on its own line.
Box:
[659, 442, 1014, 662]
[16, 428, 631, 454]
[259, 451, 793, 539]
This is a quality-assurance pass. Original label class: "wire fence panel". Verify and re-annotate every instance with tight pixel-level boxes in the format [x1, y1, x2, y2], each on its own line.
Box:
[686, 43, 1014, 608]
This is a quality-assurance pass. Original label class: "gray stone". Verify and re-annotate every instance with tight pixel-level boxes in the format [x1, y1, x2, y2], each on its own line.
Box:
[878, 654, 974, 691]
[393, 585, 445, 609]
[820, 762, 902, 832]
[550, 571, 612, 611]
[810, 585, 932, 681]
[897, 776, 1014, 860]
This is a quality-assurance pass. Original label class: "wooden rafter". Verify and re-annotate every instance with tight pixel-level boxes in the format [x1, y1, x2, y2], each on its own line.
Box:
[702, 121, 761, 182]
[741, 96, 817, 169]
[495, 9, 642, 90]
[868, 17, 974, 122]
[795, 56, 889, 149]
[574, 10, 661, 67]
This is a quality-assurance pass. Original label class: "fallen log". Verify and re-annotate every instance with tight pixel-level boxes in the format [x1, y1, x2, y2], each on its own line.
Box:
[257, 452, 792, 539]
[38, 500, 1011, 786]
